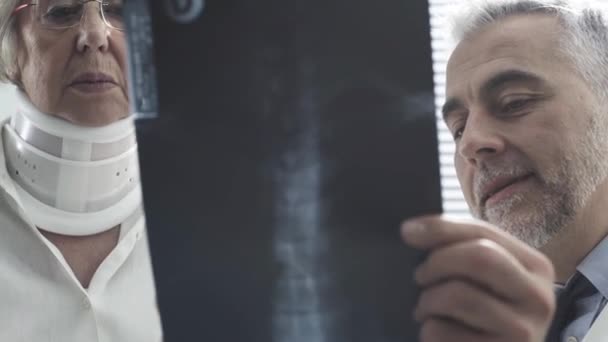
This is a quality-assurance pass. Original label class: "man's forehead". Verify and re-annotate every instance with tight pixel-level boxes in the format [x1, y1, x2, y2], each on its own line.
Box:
[448, 15, 561, 70]
[445, 15, 564, 94]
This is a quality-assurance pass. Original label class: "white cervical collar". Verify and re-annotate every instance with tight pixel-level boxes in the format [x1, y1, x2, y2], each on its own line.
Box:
[2, 91, 142, 236]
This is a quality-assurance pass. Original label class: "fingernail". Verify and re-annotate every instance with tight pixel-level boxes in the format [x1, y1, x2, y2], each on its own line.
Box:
[403, 221, 426, 235]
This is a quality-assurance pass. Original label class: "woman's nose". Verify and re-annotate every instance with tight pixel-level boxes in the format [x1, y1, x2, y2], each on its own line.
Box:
[76, 4, 110, 53]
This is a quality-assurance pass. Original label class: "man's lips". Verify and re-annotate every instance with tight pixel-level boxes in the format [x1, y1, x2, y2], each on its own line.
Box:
[480, 173, 534, 205]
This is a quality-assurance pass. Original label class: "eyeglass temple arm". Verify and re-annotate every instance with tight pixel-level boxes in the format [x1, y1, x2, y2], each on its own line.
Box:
[12, 3, 35, 16]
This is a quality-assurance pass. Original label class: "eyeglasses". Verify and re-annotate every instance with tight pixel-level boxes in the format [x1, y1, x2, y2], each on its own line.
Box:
[13, 0, 124, 31]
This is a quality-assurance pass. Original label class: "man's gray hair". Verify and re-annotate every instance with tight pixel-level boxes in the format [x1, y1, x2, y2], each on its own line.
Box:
[451, 0, 608, 103]
[0, 0, 21, 84]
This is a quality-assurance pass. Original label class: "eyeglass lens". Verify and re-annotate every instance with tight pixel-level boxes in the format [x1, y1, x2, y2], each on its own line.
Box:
[36, 0, 124, 30]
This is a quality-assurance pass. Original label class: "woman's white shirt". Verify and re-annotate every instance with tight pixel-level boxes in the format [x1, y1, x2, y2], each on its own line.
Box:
[0, 120, 163, 342]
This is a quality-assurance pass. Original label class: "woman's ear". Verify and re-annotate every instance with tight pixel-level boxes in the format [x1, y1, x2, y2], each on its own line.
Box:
[7, 65, 24, 90]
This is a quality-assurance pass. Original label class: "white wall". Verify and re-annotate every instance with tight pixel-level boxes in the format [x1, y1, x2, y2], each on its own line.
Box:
[0, 83, 16, 122]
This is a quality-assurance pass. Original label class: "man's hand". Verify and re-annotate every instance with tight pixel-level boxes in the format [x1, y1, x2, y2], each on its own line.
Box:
[401, 215, 556, 342]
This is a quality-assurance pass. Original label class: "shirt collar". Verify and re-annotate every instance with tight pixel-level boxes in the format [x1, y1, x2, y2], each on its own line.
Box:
[576, 234, 608, 300]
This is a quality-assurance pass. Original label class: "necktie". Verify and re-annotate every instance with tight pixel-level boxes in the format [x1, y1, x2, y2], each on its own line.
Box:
[546, 273, 596, 342]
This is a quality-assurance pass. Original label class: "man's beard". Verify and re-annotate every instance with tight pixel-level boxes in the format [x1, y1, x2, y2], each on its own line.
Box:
[471, 114, 608, 248]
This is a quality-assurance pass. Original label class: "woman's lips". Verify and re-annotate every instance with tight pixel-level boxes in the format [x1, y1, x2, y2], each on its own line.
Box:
[69, 72, 118, 94]
[69, 81, 117, 93]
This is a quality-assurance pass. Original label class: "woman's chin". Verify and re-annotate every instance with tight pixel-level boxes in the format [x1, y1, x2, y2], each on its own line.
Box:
[55, 88, 129, 127]
[55, 106, 130, 127]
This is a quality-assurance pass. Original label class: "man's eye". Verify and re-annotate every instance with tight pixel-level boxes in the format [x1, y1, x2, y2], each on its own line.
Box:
[501, 98, 531, 113]
[452, 126, 465, 141]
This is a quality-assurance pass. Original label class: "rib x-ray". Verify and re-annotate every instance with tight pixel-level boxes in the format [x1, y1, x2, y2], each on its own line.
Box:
[125, 0, 442, 341]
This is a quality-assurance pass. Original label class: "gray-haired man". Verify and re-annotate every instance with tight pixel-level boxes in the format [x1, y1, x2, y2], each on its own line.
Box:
[402, 1, 608, 341]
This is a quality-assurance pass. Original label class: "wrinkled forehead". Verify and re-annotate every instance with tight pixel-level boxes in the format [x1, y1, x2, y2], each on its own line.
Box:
[445, 14, 567, 95]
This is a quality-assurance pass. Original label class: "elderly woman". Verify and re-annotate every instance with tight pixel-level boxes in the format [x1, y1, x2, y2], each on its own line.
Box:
[0, 1, 162, 341]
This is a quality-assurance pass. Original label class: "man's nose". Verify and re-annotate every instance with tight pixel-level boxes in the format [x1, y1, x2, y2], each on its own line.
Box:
[457, 111, 506, 167]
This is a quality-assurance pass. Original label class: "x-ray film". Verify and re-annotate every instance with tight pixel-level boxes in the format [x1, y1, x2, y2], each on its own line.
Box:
[125, 0, 442, 341]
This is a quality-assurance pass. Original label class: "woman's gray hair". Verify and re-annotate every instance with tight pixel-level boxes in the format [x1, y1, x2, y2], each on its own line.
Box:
[0, 0, 21, 84]
[450, 0, 608, 103]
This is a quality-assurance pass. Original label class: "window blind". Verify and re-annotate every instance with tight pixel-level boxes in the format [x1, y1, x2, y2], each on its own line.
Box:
[428, 0, 471, 217]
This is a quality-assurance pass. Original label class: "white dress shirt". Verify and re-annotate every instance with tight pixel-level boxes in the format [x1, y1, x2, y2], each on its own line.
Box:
[0, 121, 163, 342]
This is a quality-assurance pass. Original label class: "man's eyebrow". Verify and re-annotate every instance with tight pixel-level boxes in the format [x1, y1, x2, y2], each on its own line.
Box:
[480, 69, 546, 97]
[442, 69, 547, 122]
[441, 98, 466, 122]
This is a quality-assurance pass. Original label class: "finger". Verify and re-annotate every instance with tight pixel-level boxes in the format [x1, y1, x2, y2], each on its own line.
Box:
[419, 316, 494, 342]
[415, 238, 535, 303]
[415, 279, 535, 337]
[401, 215, 554, 279]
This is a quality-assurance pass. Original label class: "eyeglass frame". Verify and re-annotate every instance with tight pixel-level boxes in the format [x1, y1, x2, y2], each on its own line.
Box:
[12, 0, 124, 32]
